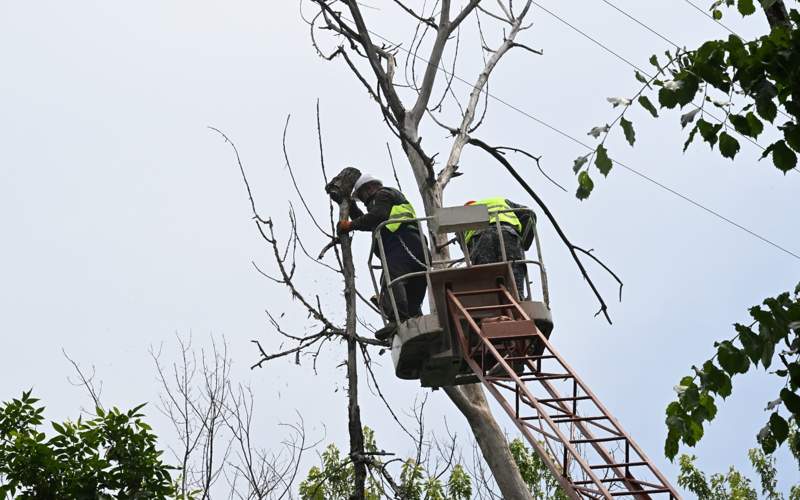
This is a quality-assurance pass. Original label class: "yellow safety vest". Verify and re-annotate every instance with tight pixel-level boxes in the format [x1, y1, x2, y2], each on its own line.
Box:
[386, 203, 417, 232]
[464, 197, 522, 243]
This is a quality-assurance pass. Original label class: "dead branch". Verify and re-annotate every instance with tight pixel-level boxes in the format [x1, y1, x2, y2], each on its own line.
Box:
[62, 349, 103, 412]
[467, 136, 621, 323]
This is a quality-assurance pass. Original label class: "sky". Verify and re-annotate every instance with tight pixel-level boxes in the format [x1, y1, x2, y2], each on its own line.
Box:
[1, 0, 799, 496]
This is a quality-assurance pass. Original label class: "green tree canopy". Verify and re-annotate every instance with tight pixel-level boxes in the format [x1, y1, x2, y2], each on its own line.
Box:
[0, 391, 176, 499]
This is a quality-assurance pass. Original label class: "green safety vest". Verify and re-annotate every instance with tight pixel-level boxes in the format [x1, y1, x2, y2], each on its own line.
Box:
[464, 197, 522, 243]
[386, 203, 417, 232]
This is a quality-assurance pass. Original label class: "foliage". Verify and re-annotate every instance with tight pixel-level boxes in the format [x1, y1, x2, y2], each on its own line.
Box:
[678, 454, 758, 499]
[677, 441, 800, 500]
[298, 431, 571, 499]
[577, 0, 800, 198]
[664, 283, 800, 459]
[298, 426, 469, 500]
[0, 390, 176, 499]
[509, 438, 568, 499]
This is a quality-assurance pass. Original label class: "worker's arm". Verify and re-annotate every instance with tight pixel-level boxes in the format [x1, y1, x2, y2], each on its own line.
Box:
[351, 189, 393, 231]
[348, 199, 365, 219]
[507, 199, 536, 223]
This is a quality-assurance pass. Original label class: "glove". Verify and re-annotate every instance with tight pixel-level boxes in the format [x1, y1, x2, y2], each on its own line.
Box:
[337, 220, 353, 234]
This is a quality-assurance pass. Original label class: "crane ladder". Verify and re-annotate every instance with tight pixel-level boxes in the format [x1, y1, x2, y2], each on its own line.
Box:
[446, 286, 681, 500]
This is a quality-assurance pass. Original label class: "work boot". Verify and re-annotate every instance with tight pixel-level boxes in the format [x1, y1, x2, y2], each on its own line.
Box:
[374, 321, 397, 341]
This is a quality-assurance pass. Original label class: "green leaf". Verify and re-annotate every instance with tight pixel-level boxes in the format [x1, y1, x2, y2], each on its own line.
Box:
[680, 383, 700, 410]
[737, 0, 756, 15]
[620, 117, 636, 146]
[761, 339, 775, 369]
[759, 424, 777, 454]
[697, 119, 722, 148]
[658, 88, 679, 109]
[788, 363, 800, 388]
[769, 412, 789, 443]
[576, 171, 594, 200]
[783, 124, 800, 152]
[635, 70, 649, 85]
[700, 360, 732, 398]
[684, 124, 699, 152]
[771, 140, 797, 172]
[745, 112, 763, 138]
[736, 323, 763, 365]
[638, 96, 659, 117]
[729, 114, 751, 136]
[718, 132, 740, 159]
[573, 154, 589, 173]
[718, 341, 749, 375]
[698, 393, 718, 420]
[781, 388, 800, 415]
[649, 54, 659, 69]
[756, 98, 777, 123]
[595, 145, 613, 176]
[713, 9, 723, 20]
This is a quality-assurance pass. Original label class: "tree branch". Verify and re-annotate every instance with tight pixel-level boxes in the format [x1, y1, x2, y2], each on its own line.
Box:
[468, 136, 620, 323]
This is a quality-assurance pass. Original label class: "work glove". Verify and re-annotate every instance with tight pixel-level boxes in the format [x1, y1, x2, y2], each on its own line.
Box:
[337, 220, 353, 234]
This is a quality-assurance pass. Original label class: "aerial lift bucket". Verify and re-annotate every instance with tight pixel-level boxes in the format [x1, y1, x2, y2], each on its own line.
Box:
[368, 204, 552, 387]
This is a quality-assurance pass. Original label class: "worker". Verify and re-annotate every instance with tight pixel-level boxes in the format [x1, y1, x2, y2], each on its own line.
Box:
[463, 198, 536, 299]
[337, 174, 427, 340]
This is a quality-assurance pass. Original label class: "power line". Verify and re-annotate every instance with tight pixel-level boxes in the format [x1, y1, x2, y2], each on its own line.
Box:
[530, 2, 649, 75]
[598, 0, 680, 49]
[594, 0, 797, 157]
[530, 1, 765, 152]
[681, 0, 740, 36]
[342, 14, 800, 261]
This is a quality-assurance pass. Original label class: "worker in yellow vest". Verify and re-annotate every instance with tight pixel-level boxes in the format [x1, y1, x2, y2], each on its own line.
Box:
[338, 174, 427, 340]
[464, 198, 535, 299]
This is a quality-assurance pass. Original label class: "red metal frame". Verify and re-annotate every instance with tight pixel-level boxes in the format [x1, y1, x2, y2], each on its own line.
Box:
[446, 286, 681, 500]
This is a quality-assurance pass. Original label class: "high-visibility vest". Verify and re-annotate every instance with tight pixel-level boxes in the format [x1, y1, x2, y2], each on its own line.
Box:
[464, 197, 522, 243]
[386, 202, 417, 232]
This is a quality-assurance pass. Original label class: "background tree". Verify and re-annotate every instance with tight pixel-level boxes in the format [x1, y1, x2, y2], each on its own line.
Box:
[578, 0, 798, 199]
[0, 390, 176, 499]
[571, 0, 800, 489]
[151, 334, 310, 499]
[676, 431, 800, 500]
[665, 284, 800, 459]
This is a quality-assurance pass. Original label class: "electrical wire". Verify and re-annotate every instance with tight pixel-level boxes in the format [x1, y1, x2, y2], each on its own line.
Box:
[681, 0, 740, 36]
[338, 12, 800, 261]
[530, 1, 766, 152]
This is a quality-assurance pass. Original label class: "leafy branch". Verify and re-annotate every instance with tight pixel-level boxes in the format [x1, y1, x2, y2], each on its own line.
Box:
[664, 282, 800, 459]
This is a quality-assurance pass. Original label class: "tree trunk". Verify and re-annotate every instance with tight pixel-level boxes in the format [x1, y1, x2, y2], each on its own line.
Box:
[401, 132, 534, 500]
[445, 384, 535, 499]
[764, 0, 791, 28]
[339, 200, 367, 500]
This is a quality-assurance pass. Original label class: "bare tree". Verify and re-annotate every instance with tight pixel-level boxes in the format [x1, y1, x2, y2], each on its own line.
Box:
[151, 334, 310, 499]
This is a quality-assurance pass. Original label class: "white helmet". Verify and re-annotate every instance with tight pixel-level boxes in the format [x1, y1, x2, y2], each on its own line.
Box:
[353, 173, 382, 194]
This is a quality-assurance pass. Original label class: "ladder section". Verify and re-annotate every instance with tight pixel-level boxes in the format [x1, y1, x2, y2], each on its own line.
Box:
[446, 286, 681, 500]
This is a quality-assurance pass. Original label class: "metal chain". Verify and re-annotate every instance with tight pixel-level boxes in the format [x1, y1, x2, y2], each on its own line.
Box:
[397, 230, 428, 269]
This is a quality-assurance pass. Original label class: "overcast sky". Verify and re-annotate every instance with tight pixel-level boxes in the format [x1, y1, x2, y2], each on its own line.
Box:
[1, 0, 798, 496]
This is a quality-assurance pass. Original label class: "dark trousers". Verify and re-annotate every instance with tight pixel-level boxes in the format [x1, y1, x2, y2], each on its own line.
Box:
[380, 274, 427, 322]
[467, 226, 527, 298]
[379, 230, 427, 322]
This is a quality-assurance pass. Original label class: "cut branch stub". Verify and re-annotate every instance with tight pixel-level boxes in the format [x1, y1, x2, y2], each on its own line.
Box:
[325, 166, 362, 203]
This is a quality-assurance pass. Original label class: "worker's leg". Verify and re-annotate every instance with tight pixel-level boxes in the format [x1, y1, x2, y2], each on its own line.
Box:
[502, 228, 527, 298]
[405, 275, 427, 318]
[468, 229, 501, 265]
[380, 279, 412, 322]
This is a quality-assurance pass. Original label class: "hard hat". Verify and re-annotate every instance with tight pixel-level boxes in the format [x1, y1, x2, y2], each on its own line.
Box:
[464, 200, 476, 205]
[353, 173, 382, 194]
